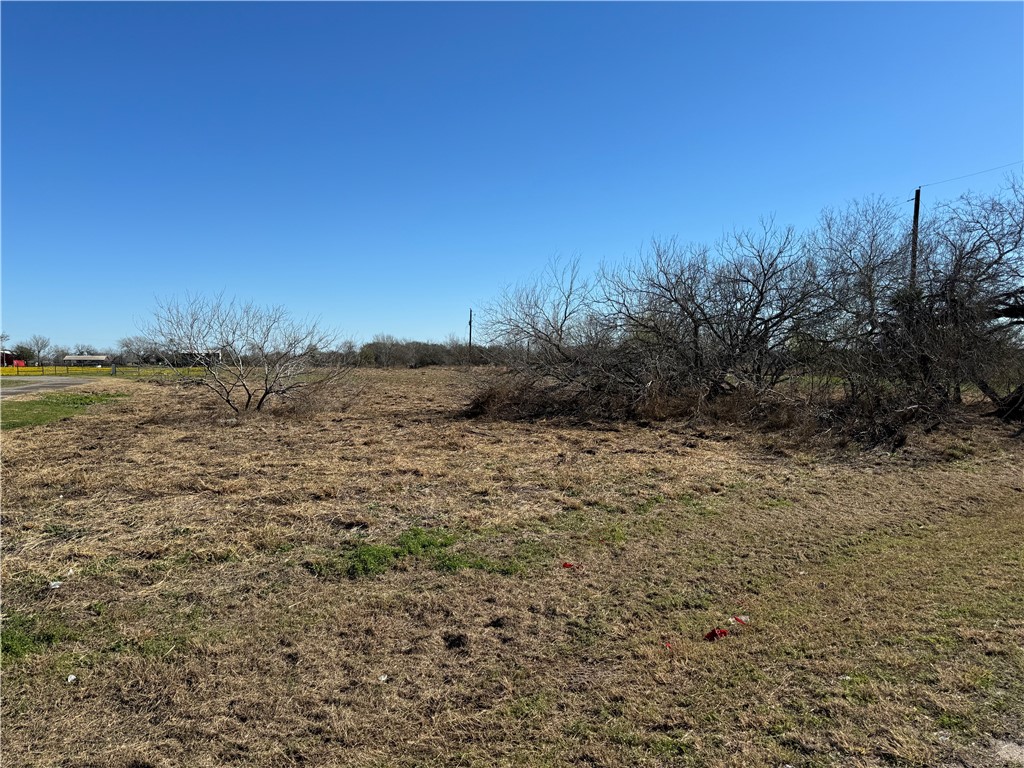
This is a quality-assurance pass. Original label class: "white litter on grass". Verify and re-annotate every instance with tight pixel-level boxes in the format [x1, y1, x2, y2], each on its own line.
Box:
[66, 675, 77, 684]
[48, 581, 63, 589]
[378, 674, 388, 683]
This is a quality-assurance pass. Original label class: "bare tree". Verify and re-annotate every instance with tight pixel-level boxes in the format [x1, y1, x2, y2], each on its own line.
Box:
[27, 334, 51, 366]
[50, 345, 71, 366]
[599, 223, 820, 414]
[481, 257, 646, 415]
[118, 335, 162, 365]
[333, 339, 359, 367]
[146, 294, 348, 414]
[701, 220, 820, 392]
[601, 239, 712, 396]
[486, 257, 598, 360]
[807, 196, 908, 403]
[925, 176, 1024, 415]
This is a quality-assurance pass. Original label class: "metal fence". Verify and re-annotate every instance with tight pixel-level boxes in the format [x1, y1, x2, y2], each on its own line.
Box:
[0, 366, 191, 378]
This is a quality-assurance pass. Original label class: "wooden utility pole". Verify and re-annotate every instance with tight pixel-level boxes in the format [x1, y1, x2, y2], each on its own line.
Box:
[468, 309, 473, 349]
[910, 187, 921, 290]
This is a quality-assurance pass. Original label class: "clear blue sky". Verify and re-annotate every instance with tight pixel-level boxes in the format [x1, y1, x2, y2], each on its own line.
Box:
[2, 1, 1022, 350]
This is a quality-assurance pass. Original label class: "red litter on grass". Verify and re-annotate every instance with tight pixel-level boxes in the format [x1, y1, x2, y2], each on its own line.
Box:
[704, 628, 729, 642]
[562, 562, 575, 569]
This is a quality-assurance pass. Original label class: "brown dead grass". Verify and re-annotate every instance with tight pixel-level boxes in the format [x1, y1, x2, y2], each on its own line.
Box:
[1, 368, 1023, 767]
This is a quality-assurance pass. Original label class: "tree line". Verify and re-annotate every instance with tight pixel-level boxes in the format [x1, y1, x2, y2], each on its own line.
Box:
[6, 177, 1020, 431]
[477, 178, 1024, 434]
[0, 334, 113, 367]
[0, 332, 490, 370]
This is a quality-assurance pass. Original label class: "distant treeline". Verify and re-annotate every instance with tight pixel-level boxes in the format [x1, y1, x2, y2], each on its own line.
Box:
[2, 337, 500, 370]
[103, 335, 499, 369]
[351, 336, 499, 368]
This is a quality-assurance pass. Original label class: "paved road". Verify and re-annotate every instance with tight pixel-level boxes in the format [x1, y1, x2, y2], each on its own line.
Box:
[0, 377, 94, 399]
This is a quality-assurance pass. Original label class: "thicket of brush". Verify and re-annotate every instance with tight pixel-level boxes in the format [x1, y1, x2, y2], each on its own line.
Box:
[473, 178, 1024, 442]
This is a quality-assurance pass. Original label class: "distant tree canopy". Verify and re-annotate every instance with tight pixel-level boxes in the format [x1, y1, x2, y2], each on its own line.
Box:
[356, 335, 490, 368]
[479, 177, 1024, 433]
[10, 343, 34, 363]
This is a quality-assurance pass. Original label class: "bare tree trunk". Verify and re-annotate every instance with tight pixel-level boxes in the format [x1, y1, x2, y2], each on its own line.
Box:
[976, 379, 1024, 420]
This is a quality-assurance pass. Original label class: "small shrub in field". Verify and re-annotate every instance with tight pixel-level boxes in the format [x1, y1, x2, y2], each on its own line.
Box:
[462, 375, 628, 421]
[146, 294, 353, 416]
[268, 378, 360, 421]
[944, 440, 975, 460]
[461, 377, 551, 420]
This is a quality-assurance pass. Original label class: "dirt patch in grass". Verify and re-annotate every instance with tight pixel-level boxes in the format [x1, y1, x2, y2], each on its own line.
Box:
[2, 368, 1022, 767]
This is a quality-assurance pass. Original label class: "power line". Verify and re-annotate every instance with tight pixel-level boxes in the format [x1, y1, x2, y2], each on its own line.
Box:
[920, 160, 1023, 189]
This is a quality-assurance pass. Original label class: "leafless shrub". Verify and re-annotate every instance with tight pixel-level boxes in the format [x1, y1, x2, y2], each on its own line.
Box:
[462, 374, 569, 420]
[479, 177, 1024, 433]
[482, 258, 642, 419]
[267, 377, 360, 421]
[145, 294, 353, 416]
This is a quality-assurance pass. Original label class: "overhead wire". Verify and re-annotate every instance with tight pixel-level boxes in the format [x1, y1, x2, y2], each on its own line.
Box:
[919, 160, 1023, 189]
[898, 160, 1023, 202]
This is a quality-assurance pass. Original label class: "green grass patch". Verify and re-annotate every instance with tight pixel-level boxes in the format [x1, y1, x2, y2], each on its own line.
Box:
[1, 611, 76, 665]
[592, 523, 627, 545]
[394, 527, 455, 557]
[1, 391, 128, 430]
[504, 692, 553, 721]
[346, 543, 399, 577]
[635, 494, 666, 514]
[648, 734, 694, 757]
[302, 527, 518, 580]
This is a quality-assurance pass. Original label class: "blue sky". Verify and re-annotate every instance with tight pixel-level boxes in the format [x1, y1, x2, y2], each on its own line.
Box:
[2, 1, 1022, 349]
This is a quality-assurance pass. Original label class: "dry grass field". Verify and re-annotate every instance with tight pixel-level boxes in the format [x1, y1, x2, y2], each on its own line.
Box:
[2, 368, 1023, 767]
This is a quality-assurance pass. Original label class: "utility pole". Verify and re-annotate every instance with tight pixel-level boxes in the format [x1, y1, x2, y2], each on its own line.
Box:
[909, 186, 931, 389]
[910, 187, 921, 290]
[468, 308, 473, 349]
